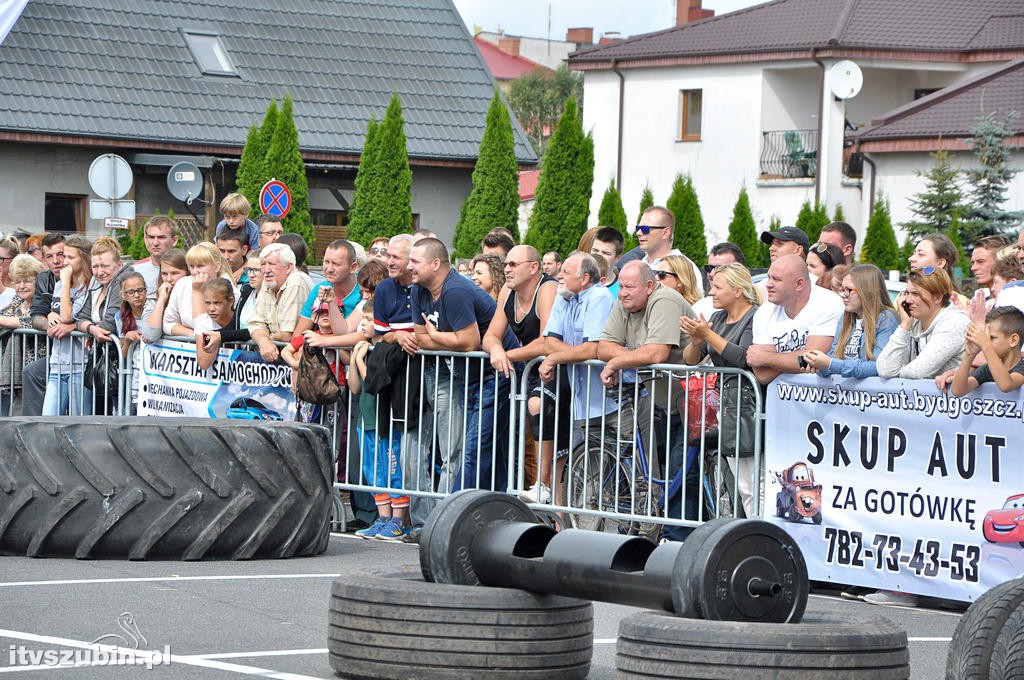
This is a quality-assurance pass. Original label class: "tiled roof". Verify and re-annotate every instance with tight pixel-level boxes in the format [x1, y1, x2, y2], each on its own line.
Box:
[0, 0, 537, 164]
[853, 57, 1024, 142]
[473, 37, 549, 81]
[570, 0, 1024, 64]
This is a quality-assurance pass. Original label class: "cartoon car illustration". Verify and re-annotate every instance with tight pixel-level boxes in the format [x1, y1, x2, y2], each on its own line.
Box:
[774, 461, 823, 524]
[983, 493, 1024, 546]
[225, 397, 283, 421]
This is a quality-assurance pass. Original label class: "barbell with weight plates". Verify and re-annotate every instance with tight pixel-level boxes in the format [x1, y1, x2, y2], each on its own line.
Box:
[419, 490, 808, 623]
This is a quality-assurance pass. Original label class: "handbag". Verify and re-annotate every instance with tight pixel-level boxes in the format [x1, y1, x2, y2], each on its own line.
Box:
[294, 343, 340, 405]
[718, 375, 759, 458]
[84, 343, 120, 415]
[678, 372, 719, 443]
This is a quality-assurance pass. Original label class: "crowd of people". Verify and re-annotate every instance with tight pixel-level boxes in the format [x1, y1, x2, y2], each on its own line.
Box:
[4, 194, 1024, 584]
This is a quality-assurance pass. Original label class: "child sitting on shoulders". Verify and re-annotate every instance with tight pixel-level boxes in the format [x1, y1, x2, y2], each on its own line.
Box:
[939, 306, 1024, 396]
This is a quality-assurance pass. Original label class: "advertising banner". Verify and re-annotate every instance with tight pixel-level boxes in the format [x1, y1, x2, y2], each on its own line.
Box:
[764, 374, 1024, 601]
[138, 340, 296, 421]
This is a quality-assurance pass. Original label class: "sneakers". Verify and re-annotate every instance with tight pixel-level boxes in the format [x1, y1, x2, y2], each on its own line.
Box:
[863, 590, 920, 608]
[402, 526, 423, 544]
[519, 482, 552, 504]
[374, 518, 406, 541]
[355, 517, 387, 539]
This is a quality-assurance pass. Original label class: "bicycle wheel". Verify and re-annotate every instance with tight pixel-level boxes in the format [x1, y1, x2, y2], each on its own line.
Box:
[568, 448, 647, 536]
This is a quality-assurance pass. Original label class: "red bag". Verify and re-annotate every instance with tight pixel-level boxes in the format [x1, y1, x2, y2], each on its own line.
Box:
[680, 372, 720, 442]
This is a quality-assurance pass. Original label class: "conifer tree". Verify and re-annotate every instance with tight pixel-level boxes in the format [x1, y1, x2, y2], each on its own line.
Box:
[666, 174, 707, 266]
[833, 204, 846, 223]
[597, 178, 628, 230]
[453, 92, 520, 258]
[524, 96, 594, 255]
[236, 100, 279, 208]
[963, 112, 1023, 238]
[902, 149, 963, 241]
[809, 202, 830, 243]
[345, 118, 380, 246]
[860, 194, 900, 272]
[264, 96, 312, 259]
[726, 188, 765, 268]
[346, 94, 413, 245]
[636, 185, 654, 226]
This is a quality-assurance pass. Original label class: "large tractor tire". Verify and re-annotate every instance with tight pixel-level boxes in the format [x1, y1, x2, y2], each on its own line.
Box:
[0, 417, 333, 560]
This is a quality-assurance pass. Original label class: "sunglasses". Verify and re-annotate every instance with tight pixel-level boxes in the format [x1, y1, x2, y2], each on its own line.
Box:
[917, 266, 938, 275]
[634, 225, 669, 235]
[369, 247, 387, 255]
[654, 270, 678, 280]
[259, 229, 284, 237]
[504, 260, 535, 269]
[838, 286, 857, 297]
[27, 246, 40, 254]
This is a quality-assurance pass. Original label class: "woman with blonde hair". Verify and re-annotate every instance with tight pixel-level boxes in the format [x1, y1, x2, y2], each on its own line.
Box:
[470, 253, 505, 301]
[75, 237, 134, 342]
[0, 254, 46, 415]
[655, 254, 701, 305]
[877, 266, 969, 379]
[802, 264, 897, 377]
[680, 262, 762, 518]
[157, 242, 234, 338]
[43, 235, 92, 415]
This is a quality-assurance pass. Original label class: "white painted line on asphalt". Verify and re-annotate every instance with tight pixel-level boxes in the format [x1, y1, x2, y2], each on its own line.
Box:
[194, 649, 327, 660]
[0, 628, 323, 679]
[909, 637, 953, 642]
[593, 638, 617, 644]
[0, 573, 341, 588]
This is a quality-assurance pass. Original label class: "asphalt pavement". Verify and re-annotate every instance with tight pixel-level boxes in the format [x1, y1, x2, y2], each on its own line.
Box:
[0, 532, 961, 679]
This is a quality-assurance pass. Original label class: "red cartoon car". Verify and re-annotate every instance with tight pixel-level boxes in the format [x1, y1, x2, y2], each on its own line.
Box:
[983, 493, 1024, 546]
[774, 462, 823, 524]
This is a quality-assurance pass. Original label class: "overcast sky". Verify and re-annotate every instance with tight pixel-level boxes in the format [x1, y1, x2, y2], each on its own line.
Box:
[452, 0, 763, 41]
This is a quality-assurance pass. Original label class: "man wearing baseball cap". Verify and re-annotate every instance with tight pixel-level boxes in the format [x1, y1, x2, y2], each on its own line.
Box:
[760, 226, 810, 262]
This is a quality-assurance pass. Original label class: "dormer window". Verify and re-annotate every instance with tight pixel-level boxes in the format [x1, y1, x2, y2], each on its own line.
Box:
[183, 31, 237, 76]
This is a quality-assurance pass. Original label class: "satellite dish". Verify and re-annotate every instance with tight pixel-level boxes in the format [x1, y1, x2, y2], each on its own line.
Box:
[829, 60, 863, 100]
[167, 162, 204, 203]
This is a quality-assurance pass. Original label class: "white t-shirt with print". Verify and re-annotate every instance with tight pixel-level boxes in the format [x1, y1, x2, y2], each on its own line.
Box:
[752, 285, 843, 352]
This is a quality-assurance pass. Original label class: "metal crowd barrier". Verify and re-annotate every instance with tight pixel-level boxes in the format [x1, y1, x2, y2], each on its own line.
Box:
[0, 328, 127, 416]
[2, 330, 764, 535]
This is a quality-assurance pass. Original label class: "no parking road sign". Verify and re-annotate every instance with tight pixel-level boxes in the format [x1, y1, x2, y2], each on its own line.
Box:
[259, 179, 292, 219]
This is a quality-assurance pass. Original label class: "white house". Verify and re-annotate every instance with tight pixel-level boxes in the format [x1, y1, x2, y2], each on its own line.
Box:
[569, 0, 1024, 252]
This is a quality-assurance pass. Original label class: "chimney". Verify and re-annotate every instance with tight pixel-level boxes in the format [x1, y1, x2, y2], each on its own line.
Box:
[565, 27, 594, 45]
[598, 32, 622, 45]
[676, 0, 714, 26]
[498, 36, 520, 57]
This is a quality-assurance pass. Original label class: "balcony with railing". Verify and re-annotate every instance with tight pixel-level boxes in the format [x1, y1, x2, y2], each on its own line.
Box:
[760, 129, 818, 179]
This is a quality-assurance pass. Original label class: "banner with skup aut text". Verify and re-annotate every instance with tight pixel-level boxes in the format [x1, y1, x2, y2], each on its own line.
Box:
[764, 374, 1024, 601]
[138, 340, 296, 421]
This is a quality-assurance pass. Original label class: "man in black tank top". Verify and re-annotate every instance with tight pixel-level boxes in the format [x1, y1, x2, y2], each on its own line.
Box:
[483, 245, 562, 494]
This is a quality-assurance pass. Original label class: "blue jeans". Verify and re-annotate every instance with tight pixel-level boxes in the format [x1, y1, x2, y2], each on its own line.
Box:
[424, 364, 464, 495]
[452, 370, 510, 493]
[42, 369, 91, 416]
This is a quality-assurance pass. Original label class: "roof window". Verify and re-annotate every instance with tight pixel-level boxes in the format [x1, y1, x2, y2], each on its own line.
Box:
[183, 31, 237, 76]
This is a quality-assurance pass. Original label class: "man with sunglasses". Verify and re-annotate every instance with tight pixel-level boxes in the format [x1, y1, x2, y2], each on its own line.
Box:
[635, 206, 704, 296]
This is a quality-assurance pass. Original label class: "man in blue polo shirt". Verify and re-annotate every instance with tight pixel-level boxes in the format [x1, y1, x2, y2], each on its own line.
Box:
[409, 237, 520, 494]
[535, 252, 617, 507]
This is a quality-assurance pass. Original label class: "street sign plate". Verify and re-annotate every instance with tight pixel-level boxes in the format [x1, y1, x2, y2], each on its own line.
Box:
[89, 199, 136, 220]
[259, 179, 291, 218]
[104, 217, 130, 230]
[88, 154, 133, 200]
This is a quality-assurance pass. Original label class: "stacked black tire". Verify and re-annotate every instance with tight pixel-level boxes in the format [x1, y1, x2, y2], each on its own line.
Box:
[328, 570, 593, 680]
[0, 418, 333, 559]
[947, 578, 1024, 680]
[617, 611, 910, 679]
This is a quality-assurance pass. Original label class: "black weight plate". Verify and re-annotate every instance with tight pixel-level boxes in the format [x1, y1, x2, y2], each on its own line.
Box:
[688, 519, 808, 623]
[420, 490, 537, 585]
[670, 517, 737, 617]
